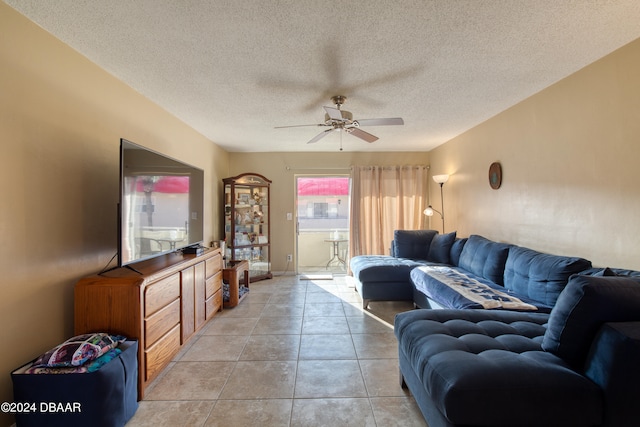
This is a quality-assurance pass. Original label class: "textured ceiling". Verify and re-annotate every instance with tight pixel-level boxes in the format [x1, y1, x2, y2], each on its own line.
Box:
[5, 0, 640, 152]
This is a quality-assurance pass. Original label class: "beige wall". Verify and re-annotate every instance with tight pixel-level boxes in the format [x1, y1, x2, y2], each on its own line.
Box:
[228, 152, 430, 271]
[429, 37, 640, 270]
[0, 4, 228, 423]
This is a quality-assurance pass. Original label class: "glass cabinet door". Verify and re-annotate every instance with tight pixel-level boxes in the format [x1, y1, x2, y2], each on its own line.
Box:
[223, 173, 272, 281]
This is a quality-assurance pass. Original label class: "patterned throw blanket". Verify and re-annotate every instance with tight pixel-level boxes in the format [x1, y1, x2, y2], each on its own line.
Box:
[421, 266, 537, 311]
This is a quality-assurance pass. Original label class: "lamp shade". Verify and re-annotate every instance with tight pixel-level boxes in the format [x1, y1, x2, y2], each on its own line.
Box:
[433, 174, 449, 184]
[423, 207, 434, 216]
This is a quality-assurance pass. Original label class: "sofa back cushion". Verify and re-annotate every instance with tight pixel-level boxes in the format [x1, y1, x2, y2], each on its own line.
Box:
[503, 246, 592, 307]
[457, 235, 511, 286]
[542, 274, 640, 367]
[392, 229, 438, 259]
[449, 237, 467, 267]
[580, 267, 640, 278]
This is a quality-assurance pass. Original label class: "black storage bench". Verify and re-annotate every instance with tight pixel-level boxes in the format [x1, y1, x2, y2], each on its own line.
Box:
[11, 340, 138, 427]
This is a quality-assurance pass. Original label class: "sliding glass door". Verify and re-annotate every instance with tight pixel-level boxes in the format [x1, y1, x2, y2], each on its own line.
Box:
[295, 175, 350, 275]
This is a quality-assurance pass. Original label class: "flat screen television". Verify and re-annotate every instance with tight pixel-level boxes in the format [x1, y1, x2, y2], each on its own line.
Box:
[118, 139, 204, 267]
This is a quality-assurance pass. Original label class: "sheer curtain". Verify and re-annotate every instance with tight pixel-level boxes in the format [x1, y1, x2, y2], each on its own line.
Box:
[349, 165, 428, 257]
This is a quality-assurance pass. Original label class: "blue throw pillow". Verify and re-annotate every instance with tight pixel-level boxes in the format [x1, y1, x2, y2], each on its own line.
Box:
[542, 274, 640, 367]
[393, 229, 438, 259]
[427, 231, 456, 264]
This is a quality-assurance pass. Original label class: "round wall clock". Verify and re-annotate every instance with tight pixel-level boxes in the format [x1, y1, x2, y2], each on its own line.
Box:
[489, 162, 502, 189]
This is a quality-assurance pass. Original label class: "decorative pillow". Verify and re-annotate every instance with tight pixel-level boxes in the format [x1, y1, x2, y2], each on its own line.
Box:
[33, 333, 125, 368]
[542, 275, 640, 367]
[392, 229, 438, 259]
[427, 231, 457, 264]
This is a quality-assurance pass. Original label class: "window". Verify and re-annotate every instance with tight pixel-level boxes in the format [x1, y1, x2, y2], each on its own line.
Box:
[313, 202, 328, 218]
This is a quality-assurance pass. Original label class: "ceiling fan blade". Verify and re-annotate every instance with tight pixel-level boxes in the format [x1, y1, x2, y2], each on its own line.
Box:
[307, 129, 333, 144]
[354, 117, 404, 126]
[347, 127, 378, 143]
[274, 124, 325, 129]
[323, 106, 343, 121]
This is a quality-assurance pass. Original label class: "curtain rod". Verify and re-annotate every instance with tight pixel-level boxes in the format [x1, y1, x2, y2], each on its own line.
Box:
[286, 165, 430, 171]
[285, 166, 351, 171]
[351, 165, 430, 170]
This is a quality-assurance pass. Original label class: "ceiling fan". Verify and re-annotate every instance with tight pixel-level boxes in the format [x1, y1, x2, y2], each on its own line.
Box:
[275, 95, 404, 149]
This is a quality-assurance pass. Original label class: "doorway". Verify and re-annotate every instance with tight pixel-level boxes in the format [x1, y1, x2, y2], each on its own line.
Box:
[295, 175, 350, 275]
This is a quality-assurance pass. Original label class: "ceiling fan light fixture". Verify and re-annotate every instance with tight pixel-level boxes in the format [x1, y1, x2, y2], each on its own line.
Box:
[331, 95, 347, 106]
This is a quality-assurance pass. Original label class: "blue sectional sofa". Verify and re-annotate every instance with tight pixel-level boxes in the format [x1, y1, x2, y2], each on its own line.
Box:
[395, 273, 640, 426]
[350, 230, 592, 311]
[351, 229, 640, 426]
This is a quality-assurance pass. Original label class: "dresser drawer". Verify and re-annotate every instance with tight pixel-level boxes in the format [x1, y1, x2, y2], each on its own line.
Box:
[145, 324, 180, 382]
[206, 271, 222, 299]
[205, 252, 222, 279]
[145, 273, 180, 316]
[205, 289, 222, 319]
[145, 298, 180, 348]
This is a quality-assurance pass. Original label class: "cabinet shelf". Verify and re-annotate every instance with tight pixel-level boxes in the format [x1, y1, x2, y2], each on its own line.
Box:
[230, 204, 269, 209]
[223, 173, 272, 281]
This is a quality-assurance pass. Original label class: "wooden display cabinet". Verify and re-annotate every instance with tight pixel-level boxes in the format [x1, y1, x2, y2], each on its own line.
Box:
[223, 173, 272, 281]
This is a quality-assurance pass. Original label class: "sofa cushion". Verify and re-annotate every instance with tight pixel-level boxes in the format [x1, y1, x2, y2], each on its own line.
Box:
[503, 246, 592, 307]
[392, 229, 437, 259]
[350, 255, 429, 283]
[411, 266, 549, 311]
[595, 267, 616, 276]
[426, 231, 456, 264]
[542, 274, 640, 367]
[583, 322, 640, 427]
[395, 309, 603, 426]
[582, 267, 640, 278]
[457, 235, 511, 285]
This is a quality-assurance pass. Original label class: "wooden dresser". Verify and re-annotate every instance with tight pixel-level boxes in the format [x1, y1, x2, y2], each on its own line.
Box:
[74, 248, 223, 398]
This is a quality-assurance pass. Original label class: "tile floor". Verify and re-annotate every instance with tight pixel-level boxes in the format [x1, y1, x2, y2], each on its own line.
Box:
[126, 274, 428, 427]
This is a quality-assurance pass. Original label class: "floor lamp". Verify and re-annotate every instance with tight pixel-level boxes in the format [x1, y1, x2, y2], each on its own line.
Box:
[423, 174, 449, 233]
